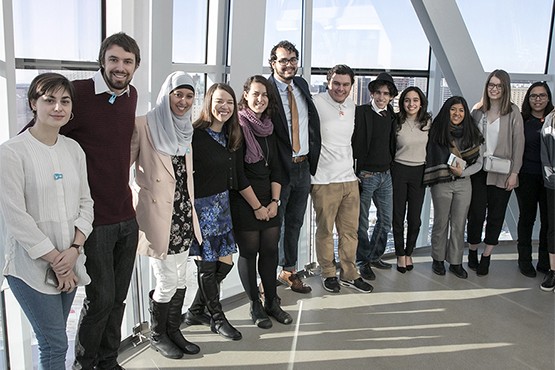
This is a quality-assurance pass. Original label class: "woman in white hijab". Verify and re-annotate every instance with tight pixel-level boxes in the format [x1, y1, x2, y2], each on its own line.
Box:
[131, 71, 201, 359]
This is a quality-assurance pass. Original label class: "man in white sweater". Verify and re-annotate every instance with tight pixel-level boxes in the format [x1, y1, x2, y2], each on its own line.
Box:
[311, 65, 373, 294]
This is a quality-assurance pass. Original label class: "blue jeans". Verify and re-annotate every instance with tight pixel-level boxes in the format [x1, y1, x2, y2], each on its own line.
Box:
[278, 160, 311, 270]
[73, 218, 138, 370]
[357, 170, 393, 265]
[7, 275, 76, 370]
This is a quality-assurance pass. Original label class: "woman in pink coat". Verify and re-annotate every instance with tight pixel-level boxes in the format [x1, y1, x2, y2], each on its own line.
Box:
[131, 71, 201, 359]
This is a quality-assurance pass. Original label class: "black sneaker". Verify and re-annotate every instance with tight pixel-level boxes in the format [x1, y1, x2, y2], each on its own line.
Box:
[359, 263, 376, 281]
[448, 264, 468, 279]
[322, 277, 340, 293]
[432, 259, 446, 275]
[540, 270, 555, 292]
[340, 277, 373, 293]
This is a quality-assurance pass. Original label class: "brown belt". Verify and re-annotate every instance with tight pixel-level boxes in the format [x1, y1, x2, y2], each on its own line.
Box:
[292, 155, 308, 163]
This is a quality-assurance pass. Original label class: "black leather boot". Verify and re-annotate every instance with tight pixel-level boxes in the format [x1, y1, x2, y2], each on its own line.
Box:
[198, 261, 242, 341]
[167, 288, 200, 355]
[265, 296, 293, 325]
[477, 254, 491, 276]
[468, 249, 478, 271]
[183, 260, 233, 326]
[149, 291, 183, 359]
[183, 261, 211, 326]
[251, 299, 272, 329]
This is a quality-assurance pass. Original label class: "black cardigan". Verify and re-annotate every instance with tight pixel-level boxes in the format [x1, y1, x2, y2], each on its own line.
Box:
[192, 128, 249, 198]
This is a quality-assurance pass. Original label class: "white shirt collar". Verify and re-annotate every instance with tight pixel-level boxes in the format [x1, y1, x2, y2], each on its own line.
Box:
[274, 76, 295, 92]
[93, 70, 130, 97]
[371, 99, 387, 114]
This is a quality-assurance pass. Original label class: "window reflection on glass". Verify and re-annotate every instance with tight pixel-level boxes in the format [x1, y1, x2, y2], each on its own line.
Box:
[173, 0, 208, 63]
[312, 0, 429, 69]
[456, 0, 551, 73]
[263, 0, 303, 66]
[13, 0, 100, 61]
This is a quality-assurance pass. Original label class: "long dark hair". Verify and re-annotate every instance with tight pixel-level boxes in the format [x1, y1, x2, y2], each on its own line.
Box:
[238, 75, 278, 118]
[429, 96, 483, 148]
[397, 86, 432, 131]
[521, 81, 553, 122]
[193, 83, 242, 152]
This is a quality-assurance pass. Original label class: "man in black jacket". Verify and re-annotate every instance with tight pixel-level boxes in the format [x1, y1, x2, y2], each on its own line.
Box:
[268, 40, 321, 293]
[352, 73, 398, 281]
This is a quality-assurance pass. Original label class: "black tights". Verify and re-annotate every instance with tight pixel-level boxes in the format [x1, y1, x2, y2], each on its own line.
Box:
[235, 227, 280, 302]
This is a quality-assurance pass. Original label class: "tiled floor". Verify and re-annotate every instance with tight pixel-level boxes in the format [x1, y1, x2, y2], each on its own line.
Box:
[120, 243, 554, 369]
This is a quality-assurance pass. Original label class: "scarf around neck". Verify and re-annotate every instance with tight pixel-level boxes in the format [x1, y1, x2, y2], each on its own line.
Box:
[423, 124, 481, 186]
[238, 108, 274, 164]
[146, 72, 194, 156]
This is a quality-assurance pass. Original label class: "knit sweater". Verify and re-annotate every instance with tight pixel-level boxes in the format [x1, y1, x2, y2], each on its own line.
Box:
[60, 78, 138, 225]
[394, 118, 430, 166]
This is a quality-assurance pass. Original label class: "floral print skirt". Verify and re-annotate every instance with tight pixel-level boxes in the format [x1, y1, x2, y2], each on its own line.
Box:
[189, 190, 237, 262]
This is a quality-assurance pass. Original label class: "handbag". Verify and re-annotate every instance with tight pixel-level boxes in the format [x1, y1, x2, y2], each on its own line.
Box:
[483, 155, 511, 174]
[481, 115, 512, 175]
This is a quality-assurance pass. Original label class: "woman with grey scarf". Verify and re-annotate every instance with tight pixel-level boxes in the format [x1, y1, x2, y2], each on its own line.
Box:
[131, 71, 201, 359]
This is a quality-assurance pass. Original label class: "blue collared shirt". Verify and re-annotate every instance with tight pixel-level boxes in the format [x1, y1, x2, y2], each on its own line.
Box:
[274, 78, 309, 156]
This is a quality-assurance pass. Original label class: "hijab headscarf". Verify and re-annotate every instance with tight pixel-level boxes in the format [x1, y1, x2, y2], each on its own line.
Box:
[147, 71, 195, 156]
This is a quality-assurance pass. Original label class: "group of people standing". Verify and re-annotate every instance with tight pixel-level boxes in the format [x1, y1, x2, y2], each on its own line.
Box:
[0, 32, 554, 370]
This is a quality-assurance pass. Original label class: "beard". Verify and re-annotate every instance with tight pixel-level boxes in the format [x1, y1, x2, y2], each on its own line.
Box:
[102, 69, 132, 92]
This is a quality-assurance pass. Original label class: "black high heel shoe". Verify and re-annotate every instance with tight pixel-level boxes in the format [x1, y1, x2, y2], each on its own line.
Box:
[396, 256, 406, 273]
[406, 256, 414, 271]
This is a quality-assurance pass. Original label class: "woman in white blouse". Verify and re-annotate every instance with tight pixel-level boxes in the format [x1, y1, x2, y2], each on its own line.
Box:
[0, 73, 93, 370]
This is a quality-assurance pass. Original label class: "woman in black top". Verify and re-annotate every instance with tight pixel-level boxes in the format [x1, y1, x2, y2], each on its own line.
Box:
[515, 82, 553, 277]
[184, 83, 261, 341]
[231, 75, 292, 328]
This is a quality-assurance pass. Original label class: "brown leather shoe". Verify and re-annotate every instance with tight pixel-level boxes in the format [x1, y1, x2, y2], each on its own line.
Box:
[279, 271, 311, 293]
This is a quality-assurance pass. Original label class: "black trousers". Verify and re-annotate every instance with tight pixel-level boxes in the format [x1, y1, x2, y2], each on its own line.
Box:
[467, 170, 512, 246]
[391, 162, 426, 256]
[515, 173, 548, 264]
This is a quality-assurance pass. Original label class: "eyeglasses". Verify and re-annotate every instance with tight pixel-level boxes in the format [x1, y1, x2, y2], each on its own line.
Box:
[529, 93, 548, 100]
[275, 57, 298, 66]
[487, 83, 503, 91]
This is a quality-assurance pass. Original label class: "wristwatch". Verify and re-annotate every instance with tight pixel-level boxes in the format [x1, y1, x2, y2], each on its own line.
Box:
[271, 198, 281, 206]
[70, 243, 84, 254]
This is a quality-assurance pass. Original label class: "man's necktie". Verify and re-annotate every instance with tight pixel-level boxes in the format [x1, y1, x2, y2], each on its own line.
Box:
[288, 85, 300, 153]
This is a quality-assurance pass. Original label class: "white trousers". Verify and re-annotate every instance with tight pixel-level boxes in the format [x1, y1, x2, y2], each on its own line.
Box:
[150, 251, 189, 303]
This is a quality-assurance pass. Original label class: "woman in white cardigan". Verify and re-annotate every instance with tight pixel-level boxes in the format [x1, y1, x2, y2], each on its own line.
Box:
[0, 73, 93, 370]
[131, 72, 201, 359]
[467, 69, 524, 276]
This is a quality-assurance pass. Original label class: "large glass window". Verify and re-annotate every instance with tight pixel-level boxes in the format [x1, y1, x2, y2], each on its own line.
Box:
[13, 0, 101, 61]
[456, 0, 552, 73]
[172, 0, 209, 63]
[263, 0, 303, 66]
[312, 0, 429, 69]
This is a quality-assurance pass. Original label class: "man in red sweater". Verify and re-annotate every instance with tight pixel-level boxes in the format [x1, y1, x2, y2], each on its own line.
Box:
[66, 33, 141, 370]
